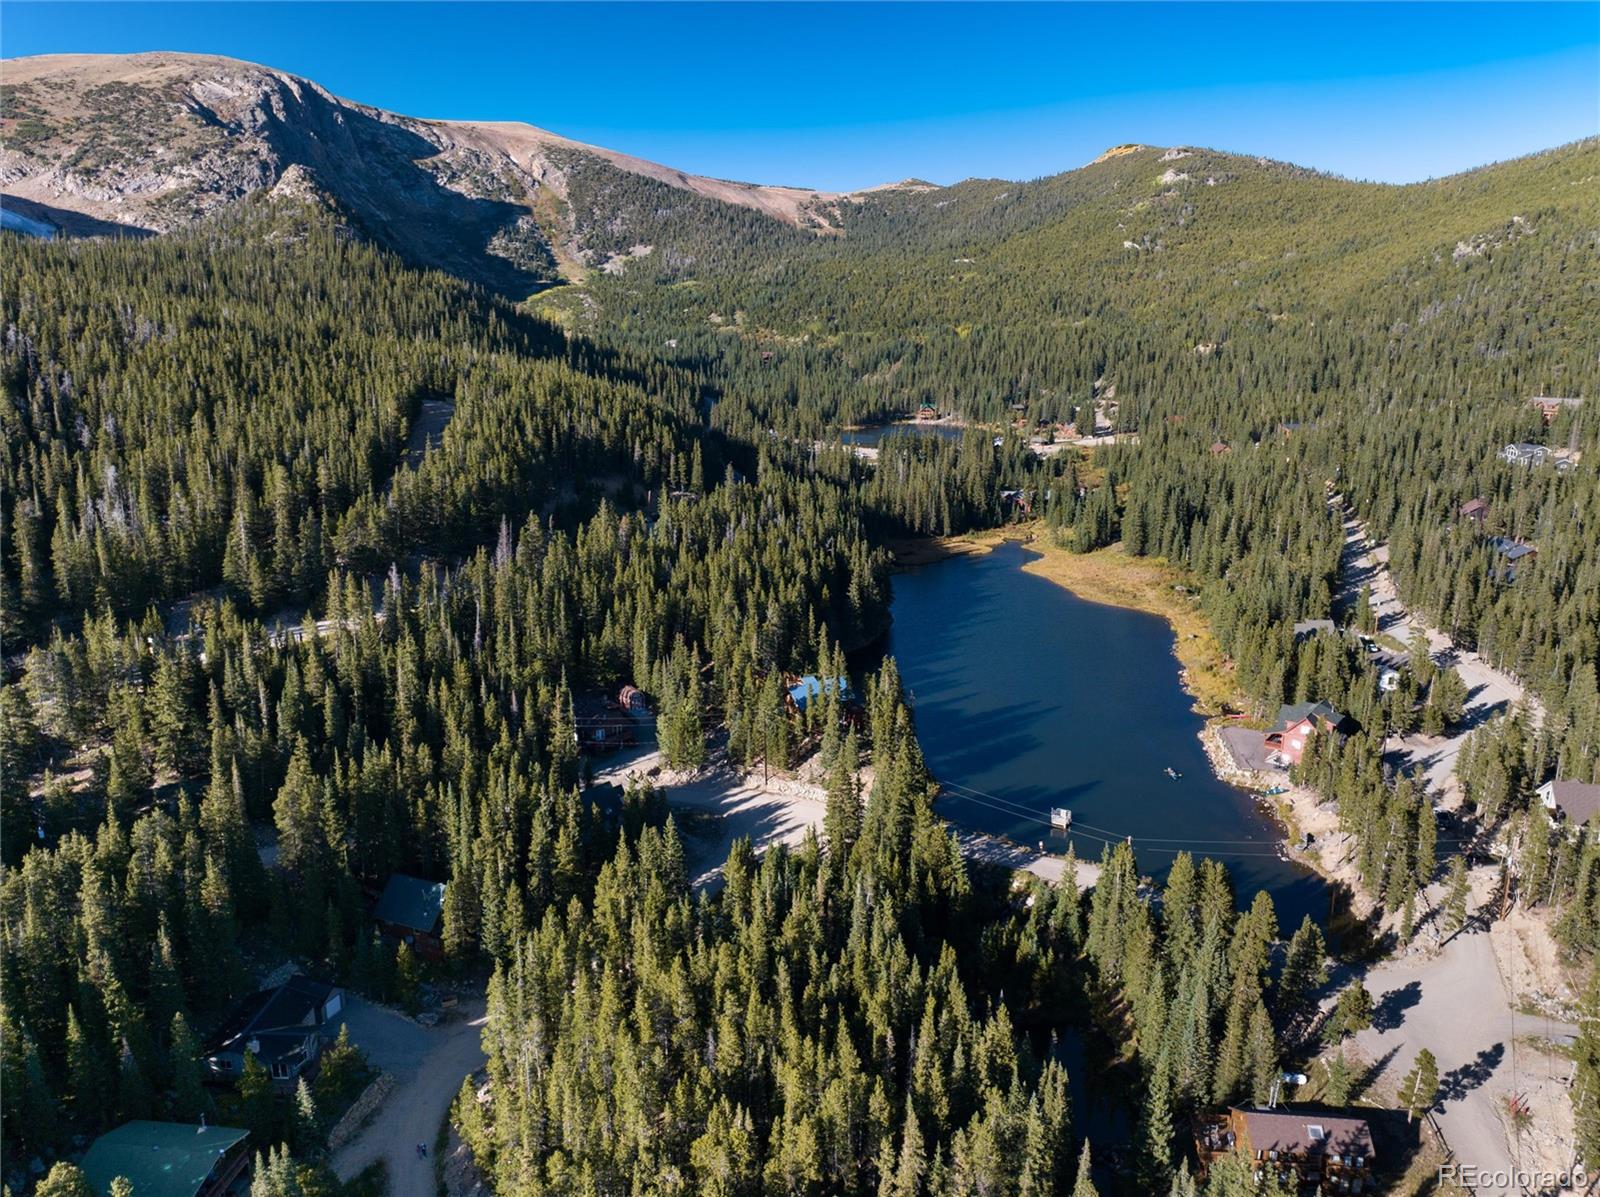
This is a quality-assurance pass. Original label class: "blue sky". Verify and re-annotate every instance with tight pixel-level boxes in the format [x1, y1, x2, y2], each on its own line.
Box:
[4, 2, 1596, 190]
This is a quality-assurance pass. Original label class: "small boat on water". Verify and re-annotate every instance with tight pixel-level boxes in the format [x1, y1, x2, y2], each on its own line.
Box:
[1164, 767, 1182, 780]
[1049, 807, 1073, 829]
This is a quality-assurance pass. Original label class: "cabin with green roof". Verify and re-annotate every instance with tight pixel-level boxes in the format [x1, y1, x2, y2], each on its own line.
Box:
[81, 1121, 250, 1197]
[375, 873, 446, 959]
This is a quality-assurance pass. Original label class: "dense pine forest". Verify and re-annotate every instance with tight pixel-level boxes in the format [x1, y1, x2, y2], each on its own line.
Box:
[2, 125, 1599, 1197]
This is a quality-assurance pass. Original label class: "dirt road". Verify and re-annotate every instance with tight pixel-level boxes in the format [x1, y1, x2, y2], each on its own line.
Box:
[1348, 929, 1576, 1196]
[1337, 512, 1537, 796]
[331, 997, 487, 1197]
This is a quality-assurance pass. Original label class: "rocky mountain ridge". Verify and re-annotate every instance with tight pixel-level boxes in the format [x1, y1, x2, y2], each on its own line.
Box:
[0, 51, 843, 291]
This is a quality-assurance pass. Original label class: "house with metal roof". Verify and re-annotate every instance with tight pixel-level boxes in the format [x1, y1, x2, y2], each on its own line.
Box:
[81, 1121, 251, 1197]
[1530, 395, 1583, 424]
[201, 975, 343, 1090]
[1488, 536, 1537, 582]
[375, 873, 447, 959]
[1500, 442, 1550, 467]
[785, 675, 855, 716]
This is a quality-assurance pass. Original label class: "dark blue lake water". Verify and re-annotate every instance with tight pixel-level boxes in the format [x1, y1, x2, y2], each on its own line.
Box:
[841, 422, 969, 447]
[885, 541, 1325, 928]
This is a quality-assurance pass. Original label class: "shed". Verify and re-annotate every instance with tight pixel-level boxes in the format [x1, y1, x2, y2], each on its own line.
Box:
[82, 1122, 250, 1197]
[375, 874, 446, 959]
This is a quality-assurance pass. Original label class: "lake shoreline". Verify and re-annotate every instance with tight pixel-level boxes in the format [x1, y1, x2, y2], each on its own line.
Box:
[1007, 530, 1359, 903]
[1012, 531, 1241, 718]
[885, 534, 1326, 923]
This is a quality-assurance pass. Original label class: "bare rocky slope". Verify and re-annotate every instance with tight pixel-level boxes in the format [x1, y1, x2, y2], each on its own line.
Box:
[0, 51, 842, 292]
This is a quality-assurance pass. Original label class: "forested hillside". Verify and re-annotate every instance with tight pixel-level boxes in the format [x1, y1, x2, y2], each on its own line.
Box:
[574, 138, 1600, 776]
[4, 52, 1600, 1195]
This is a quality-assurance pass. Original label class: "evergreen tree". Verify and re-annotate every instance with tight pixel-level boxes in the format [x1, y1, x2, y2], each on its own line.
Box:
[36, 1163, 94, 1197]
[1399, 1049, 1439, 1122]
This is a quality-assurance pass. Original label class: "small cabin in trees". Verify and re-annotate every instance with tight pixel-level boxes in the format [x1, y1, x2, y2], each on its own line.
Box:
[1539, 779, 1600, 830]
[375, 873, 447, 961]
[574, 695, 637, 752]
[1290, 619, 1336, 642]
[201, 975, 343, 1090]
[916, 401, 939, 421]
[83, 1121, 252, 1197]
[617, 684, 649, 714]
[786, 675, 855, 716]
[1264, 702, 1353, 769]
[1530, 395, 1582, 425]
[1195, 1107, 1374, 1193]
[1000, 488, 1033, 515]
[1458, 497, 1489, 525]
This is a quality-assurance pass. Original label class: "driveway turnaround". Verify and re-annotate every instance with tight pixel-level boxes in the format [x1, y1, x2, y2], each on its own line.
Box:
[332, 996, 488, 1197]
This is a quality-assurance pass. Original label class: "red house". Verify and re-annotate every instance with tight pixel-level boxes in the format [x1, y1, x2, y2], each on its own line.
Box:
[1264, 702, 1352, 768]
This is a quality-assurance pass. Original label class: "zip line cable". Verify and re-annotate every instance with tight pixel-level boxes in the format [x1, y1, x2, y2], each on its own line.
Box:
[933, 775, 1475, 856]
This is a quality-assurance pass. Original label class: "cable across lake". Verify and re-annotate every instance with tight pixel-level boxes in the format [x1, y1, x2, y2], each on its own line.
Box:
[880, 539, 1327, 928]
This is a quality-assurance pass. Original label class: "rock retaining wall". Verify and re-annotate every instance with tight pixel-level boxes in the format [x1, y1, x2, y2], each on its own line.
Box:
[327, 1072, 395, 1150]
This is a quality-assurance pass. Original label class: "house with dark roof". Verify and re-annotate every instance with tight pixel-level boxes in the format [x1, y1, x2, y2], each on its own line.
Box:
[573, 694, 637, 753]
[1458, 497, 1489, 525]
[1196, 1107, 1374, 1194]
[1264, 702, 1353, 769]
[1488, 536, 1536, 582]
[375, 873, 447, 959]
[82, 1122, 251, 1197]
[202, 976, 343, 1090]
[1539, 779, 1600, 830]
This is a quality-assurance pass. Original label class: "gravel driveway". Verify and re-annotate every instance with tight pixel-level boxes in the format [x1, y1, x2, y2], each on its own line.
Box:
[1349, 930, 1575, 1195]
[331, 996, 487, 1197]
